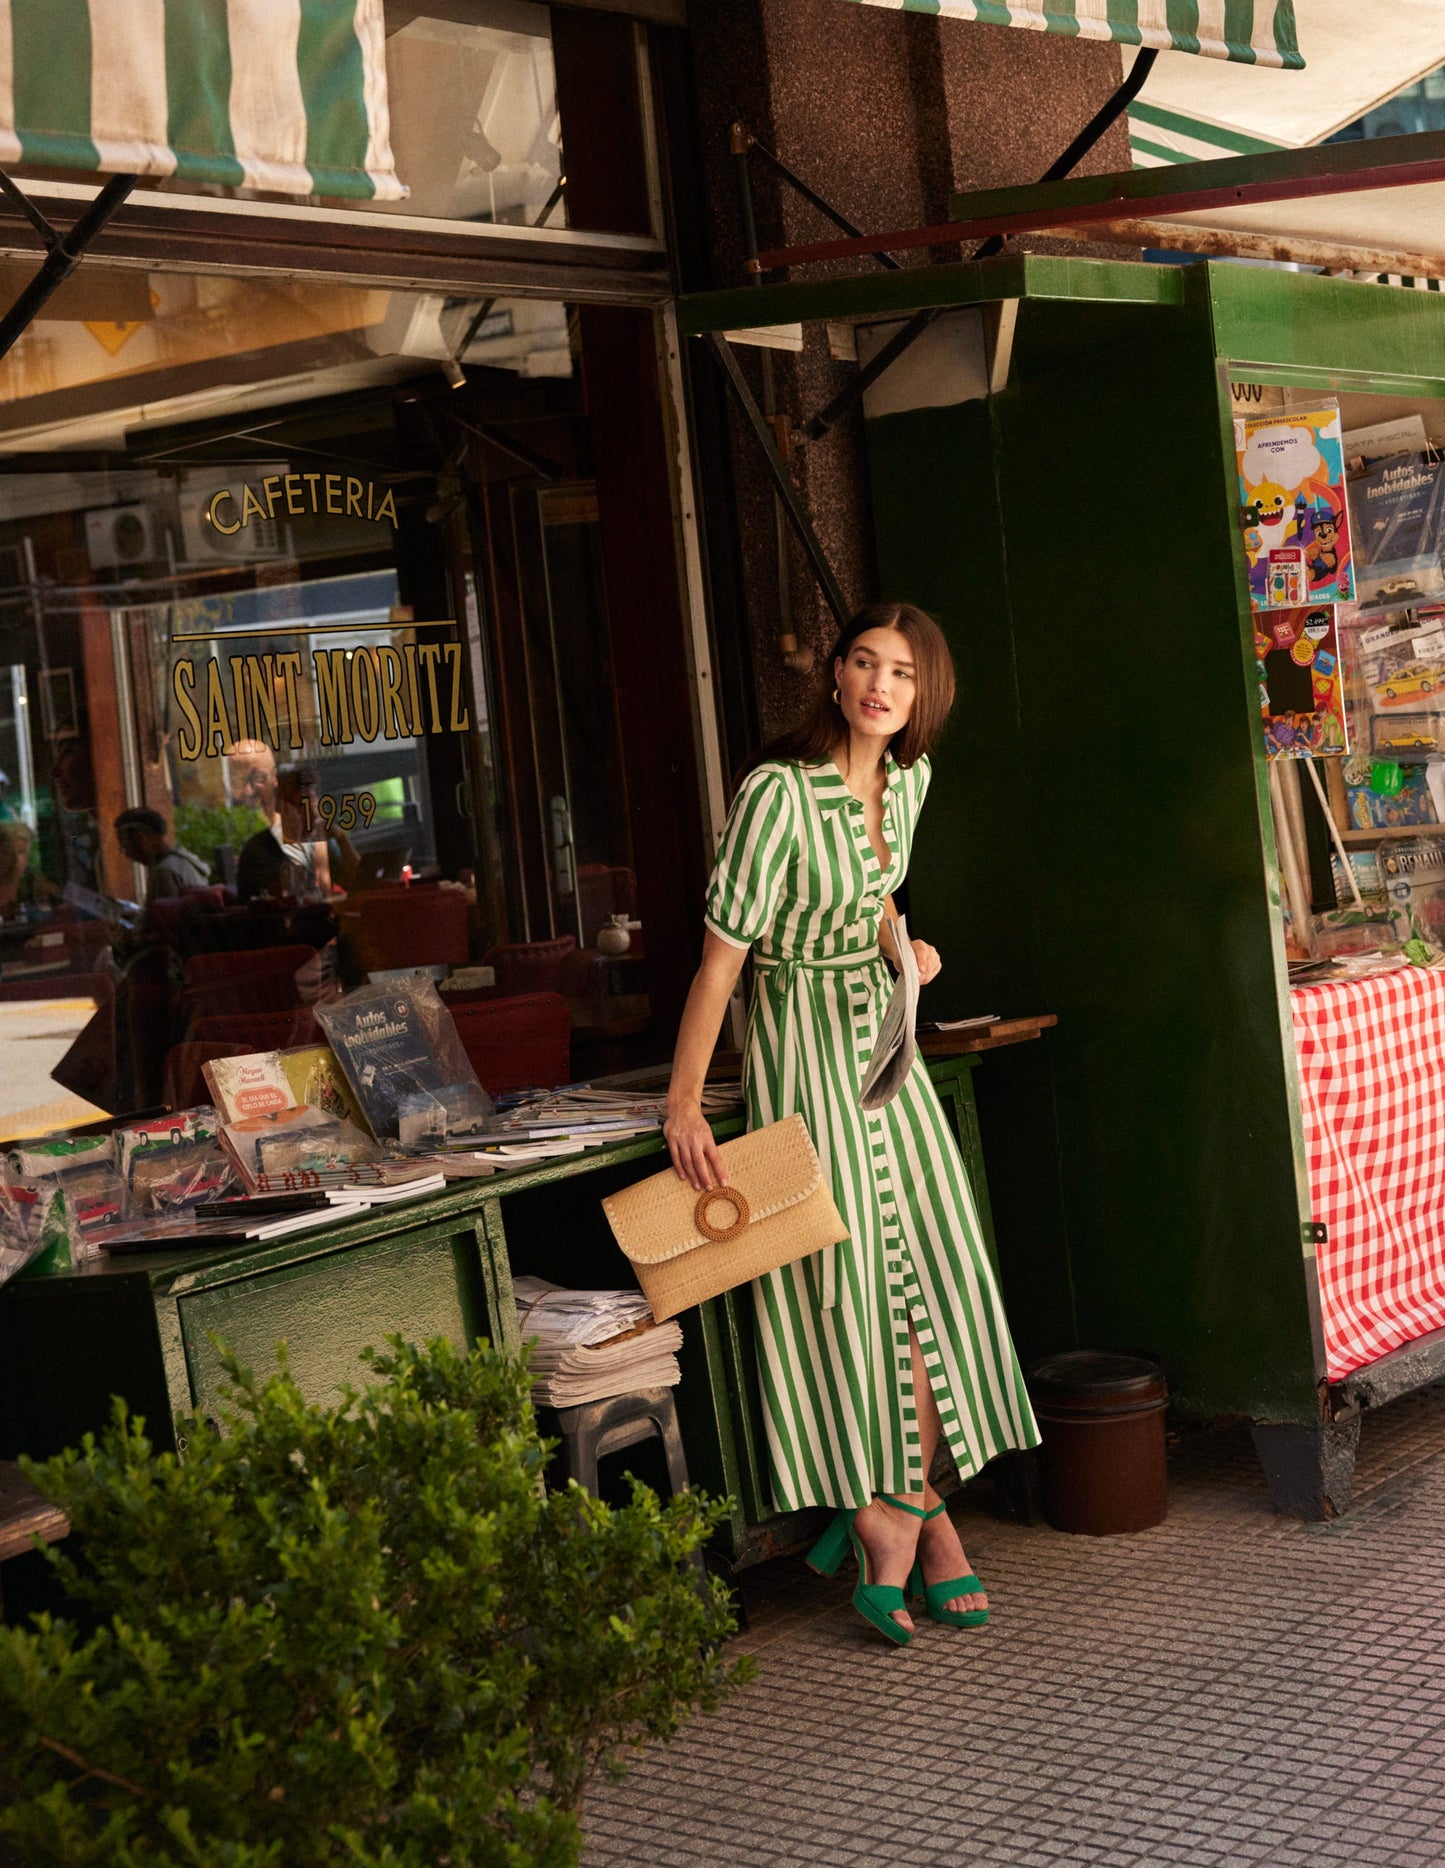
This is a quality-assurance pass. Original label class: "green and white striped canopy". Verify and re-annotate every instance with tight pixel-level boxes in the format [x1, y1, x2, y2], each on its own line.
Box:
[1128, 99, 1285, 165]
[847, 0, 1304, 68]
[0, 0, 404, 200]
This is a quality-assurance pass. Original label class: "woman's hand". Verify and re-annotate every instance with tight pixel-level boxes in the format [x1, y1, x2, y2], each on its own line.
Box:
[912, 938, 942, 986]
[664, 1098, 727, 1191]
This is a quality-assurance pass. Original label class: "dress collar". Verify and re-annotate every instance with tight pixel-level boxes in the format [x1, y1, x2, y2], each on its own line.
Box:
[803, 750, 903, 815]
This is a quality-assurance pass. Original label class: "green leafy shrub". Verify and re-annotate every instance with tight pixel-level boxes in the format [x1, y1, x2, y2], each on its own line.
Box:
[0, 1337, 748, 1866]
[173, 802, 267, 862]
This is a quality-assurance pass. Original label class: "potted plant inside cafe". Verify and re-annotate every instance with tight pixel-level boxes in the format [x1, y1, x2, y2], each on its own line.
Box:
[0, 1336, 747, 1866]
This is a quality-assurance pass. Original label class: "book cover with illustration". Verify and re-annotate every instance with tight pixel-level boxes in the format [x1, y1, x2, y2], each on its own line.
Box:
[1346, 451, 1445, 609]
[1236, 408, 1354, 610]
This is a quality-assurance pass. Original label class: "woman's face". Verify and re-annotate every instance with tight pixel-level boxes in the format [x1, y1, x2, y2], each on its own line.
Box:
[834, 626, 916, 743]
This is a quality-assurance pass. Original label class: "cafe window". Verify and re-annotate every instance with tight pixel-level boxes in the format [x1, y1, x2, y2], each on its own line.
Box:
[0, 261, 688, 1119]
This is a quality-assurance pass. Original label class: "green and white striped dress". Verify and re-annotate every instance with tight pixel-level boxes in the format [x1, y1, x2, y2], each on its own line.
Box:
[705, 753, 1039, 1511]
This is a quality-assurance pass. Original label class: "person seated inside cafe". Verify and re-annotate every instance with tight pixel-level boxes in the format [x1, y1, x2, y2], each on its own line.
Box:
[236, 763, 360, 904]
[0, 819, 53, 923]
[114, 807, 212, 914]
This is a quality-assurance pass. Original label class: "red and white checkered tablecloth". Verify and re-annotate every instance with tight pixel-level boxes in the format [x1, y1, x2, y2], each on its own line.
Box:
[1291, 964, 1445, 1379]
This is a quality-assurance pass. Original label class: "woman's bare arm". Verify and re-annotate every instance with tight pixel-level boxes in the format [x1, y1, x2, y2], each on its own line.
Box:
[664, 931, 748, 1191]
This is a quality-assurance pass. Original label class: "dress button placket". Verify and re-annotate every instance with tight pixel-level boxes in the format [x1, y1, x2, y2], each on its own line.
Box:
[858, 794, 919, 1480]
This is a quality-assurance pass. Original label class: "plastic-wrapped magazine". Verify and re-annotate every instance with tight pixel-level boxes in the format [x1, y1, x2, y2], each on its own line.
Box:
[316, 979, 493, 1148]
[1348, 451, 1445, 608]
[222, 1104, 381, 1191]
[858, 913, 919, 1111]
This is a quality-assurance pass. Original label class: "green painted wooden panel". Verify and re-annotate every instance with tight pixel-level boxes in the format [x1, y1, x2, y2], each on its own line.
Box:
[178, 1224, 480, 1416]
[868, 298, 1320, 1425]
[866, 389, 1079, 1368]
[1200, 261, 1445, 391]
[677, 252, 1183, 338]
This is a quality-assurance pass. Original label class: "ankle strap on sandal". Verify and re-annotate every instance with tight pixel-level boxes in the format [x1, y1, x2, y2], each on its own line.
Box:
[876, 1493, 929, 1519]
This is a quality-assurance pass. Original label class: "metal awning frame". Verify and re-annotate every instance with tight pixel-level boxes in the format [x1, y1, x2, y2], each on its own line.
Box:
[0, 171, 137, 363]
[743, 129, 1445, 280]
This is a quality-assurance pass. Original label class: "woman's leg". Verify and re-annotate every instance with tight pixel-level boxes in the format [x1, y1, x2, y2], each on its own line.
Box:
[850, 1323, 987, 1629]
[909, 1326, 988, 1616]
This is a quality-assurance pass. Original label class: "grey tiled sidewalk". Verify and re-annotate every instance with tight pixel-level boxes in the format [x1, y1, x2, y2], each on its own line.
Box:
[584, 1386, 1445, 1867]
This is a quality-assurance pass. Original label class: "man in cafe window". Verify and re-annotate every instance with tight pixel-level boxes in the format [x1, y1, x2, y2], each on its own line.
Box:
[236, 763, 359, 904]
[114, 807, 212, 914]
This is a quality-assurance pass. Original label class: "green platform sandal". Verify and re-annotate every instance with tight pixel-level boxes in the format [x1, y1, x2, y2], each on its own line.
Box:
[805, 1494, 929, 1648]
[906, 1501, 990, 1629]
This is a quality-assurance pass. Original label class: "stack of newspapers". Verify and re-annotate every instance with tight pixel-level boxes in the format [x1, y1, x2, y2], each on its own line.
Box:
[514, 1276, 683, 1407]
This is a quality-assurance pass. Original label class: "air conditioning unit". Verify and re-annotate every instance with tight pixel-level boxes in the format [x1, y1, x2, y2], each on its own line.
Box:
[84, 503, 161, 570]
[178, 496, 282, 565]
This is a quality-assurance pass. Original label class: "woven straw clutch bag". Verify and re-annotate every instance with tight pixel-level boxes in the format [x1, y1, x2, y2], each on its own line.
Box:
[601, 1114, 848, 1322]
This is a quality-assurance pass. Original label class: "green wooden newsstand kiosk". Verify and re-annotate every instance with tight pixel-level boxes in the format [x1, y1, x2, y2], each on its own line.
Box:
[683, 243, 1445, 1519]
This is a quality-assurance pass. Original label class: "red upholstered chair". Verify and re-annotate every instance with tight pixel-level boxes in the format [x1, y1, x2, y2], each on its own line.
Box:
[449, 992, 571, 1096]
[338, 886, 470, 978]
[148, 886, 231, 943]
[162, 1040, 249, 1112]
[191, 1009, 323, 1049]
[181, 944, 322, 1025]
[480, 935, 575, 995]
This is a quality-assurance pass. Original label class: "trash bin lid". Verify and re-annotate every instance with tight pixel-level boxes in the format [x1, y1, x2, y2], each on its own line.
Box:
[1027, 1350, 1166, 1403]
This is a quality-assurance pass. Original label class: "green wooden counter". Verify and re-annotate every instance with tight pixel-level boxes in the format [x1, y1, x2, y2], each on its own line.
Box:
[0, 1052, 1015, 1571]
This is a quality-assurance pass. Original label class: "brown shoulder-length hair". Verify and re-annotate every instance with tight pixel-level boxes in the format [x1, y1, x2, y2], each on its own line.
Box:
[744, 600, 955, 777]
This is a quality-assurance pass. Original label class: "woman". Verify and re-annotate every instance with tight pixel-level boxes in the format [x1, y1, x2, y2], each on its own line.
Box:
[665, 601, 1038, 1646]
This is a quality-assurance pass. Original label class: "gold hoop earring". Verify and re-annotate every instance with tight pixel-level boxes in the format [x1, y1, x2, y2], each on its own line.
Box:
[832, 688, 840, 705]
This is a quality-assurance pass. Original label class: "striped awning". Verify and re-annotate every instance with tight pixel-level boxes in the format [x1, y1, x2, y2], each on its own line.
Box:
[847, 1, 1304, 68]
[0, 0, 404, 201]
[1124, 4, 1445, 168]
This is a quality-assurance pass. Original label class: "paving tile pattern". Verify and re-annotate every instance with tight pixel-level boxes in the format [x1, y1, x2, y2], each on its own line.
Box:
[583, 1387, 1445, 1866]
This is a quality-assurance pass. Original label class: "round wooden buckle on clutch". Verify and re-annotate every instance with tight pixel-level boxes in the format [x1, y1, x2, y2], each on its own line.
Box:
[694, 1186, 751, 1242]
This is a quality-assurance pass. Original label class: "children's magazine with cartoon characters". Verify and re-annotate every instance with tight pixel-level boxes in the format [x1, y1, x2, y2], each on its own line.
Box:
[1236, 408, 1354, 611]
[1256, 604, 1348, 761]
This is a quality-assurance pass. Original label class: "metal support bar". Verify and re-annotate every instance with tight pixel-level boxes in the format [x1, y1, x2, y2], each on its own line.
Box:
[799, 50, 1157, 441]
[0, 170, 64, 251]
[744, 133, 902, 270]
[450, 176, 568, 365]
[804, 308, 938, 442]
[707, 331, 850, 629]
[968, 46, 1156, 264]
[732, 122, 763, 290]
[0, 172, 137, 363]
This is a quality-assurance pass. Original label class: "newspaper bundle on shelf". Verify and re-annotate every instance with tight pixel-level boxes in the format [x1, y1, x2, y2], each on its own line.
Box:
[514, 1275, 683, 1407]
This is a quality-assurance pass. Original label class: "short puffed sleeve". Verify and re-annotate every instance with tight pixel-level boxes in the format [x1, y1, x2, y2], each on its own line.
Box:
[704, 764, 796, 950]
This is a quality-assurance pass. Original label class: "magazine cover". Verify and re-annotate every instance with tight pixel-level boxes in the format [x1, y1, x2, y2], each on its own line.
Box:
[1255, 604, 1348, 760]
[1346, 451, 1445, 609]
[1236, 408, 1354, 610]
[316, 979, 493, 1147]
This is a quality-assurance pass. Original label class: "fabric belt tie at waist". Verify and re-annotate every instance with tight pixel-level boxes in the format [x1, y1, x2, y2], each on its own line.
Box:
[753, 947, 882, 1309]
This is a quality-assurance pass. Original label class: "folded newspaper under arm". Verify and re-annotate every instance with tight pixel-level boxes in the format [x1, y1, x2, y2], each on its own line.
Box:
[858, 912, 919, 1110]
